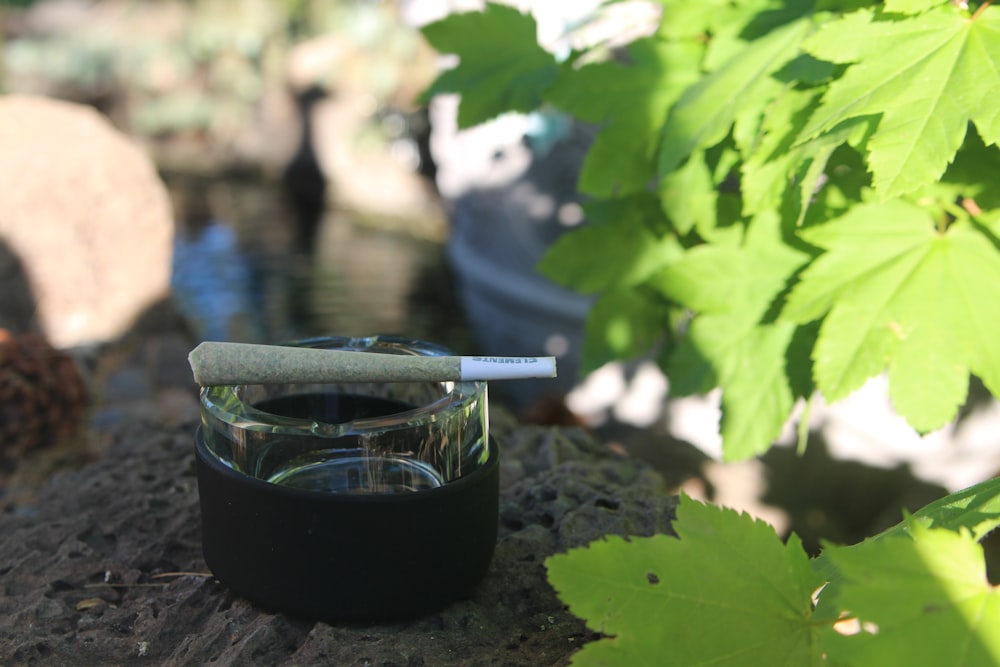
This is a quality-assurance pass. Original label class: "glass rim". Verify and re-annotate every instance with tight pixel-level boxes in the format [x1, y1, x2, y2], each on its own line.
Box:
[198, 335, 485, 437]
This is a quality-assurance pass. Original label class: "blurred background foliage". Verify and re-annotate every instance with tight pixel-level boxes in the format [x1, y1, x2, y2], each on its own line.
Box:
[0, 0, 436, 173]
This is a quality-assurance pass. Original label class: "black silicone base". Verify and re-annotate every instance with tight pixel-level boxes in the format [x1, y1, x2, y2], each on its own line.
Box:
[195, 432, 499, 623]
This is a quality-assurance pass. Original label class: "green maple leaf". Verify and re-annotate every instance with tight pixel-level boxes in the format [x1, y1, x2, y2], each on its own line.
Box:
[884, 0, 951, 13]
[654, 213, 813, 458]
[699, 0, 814, 70]
[821, 524, 1000, 666]
[653, 212, 808, 324]
[739, 85, 823, 217]
[547, 38, 703, 197]
[673, 315, 810, 459]
[420, 3, 558, 128]
[657, 0, 724, 41]
[659, 149, 718, 236]
[658, 16, 813, 177]
[814, 475, 1000, 583]
[538, 194, 682, 293]
[582, 288, 669, 372]
[660, 144, 746, 240]
[887, 476, 1000, 542]
[885, 0, 947, 14]
[782, 200, 1000, 432]
[799, 5, 1000, 199]
[546, 495, 823, 666]
[934, 127, 1000, 214]
[734, 62, 869, 226]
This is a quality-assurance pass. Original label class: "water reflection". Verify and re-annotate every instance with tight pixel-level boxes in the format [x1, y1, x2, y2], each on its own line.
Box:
[308, 210, 449, 340]
[167, 175, 472, 353]
[171, 221, 257, 342]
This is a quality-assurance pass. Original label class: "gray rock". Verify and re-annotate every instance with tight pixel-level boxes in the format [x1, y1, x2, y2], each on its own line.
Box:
[0, 95, 174, 348]
[0, 406, 675, 666]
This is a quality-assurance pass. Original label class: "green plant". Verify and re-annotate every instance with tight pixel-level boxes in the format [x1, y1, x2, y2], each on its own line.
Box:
[421, 0, 1000, 461]
[547, 484, 1000, 666]
[420, 1, 1000, 664]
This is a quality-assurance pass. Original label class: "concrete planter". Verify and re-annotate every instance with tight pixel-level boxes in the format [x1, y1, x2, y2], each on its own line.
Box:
[447, 202, 592, 409]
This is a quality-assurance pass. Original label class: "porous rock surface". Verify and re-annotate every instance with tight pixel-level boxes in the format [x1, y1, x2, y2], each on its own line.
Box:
[0, 403, 676, 666]
[0, 95, 174, 348]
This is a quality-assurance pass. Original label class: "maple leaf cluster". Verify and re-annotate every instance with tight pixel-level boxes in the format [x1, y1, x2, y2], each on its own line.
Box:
[547, 489, 1000, 667]
[421, 0, 1000, 460]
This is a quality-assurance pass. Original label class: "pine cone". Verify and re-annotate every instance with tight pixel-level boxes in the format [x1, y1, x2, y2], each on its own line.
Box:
[0, 329, 88, 464]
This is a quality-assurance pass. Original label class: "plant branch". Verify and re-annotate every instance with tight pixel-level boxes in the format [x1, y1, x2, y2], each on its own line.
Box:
[940, 200, 970, 233]
[972, 0, 993, 20]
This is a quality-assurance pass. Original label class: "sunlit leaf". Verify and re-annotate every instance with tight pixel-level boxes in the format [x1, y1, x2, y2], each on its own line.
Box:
[538, 195, 682, 293]
[884, 0, 950, 13]
[739, 86, 822, 217]
[821, 525, 1000, 667]
[658, 149, 718, 236]
[654, 213, 812, 458]
[799, 5, 1000, 199]
[582, 288, 667, 372]
[546, 495, 824, 666]
[420, 3, 557, 127]
[658, 17, 813, 177]
[782, 201, 1000, 431]
[674, 314, 805, 459]
[547, 38, 703, 196]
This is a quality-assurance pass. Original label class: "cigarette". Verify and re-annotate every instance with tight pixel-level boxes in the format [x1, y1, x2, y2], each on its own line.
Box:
[188, 341, 558, 386]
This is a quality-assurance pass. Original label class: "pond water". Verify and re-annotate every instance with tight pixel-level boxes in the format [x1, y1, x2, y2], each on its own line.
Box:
[168, 175, 476, 355]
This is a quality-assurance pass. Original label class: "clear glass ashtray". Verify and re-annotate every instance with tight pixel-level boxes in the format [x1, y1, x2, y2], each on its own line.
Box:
[193, 336, 499, 622]
[198, 335, 490, 493]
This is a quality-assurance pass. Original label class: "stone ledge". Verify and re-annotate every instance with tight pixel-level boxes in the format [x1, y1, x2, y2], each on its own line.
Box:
[0, 407, 675, 666]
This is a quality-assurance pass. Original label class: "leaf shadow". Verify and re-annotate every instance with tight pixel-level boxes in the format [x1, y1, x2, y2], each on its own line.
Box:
[760, 434, 949, 557]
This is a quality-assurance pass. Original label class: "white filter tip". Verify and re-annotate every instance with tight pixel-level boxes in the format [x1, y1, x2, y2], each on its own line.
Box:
[459, 356, 557, 381]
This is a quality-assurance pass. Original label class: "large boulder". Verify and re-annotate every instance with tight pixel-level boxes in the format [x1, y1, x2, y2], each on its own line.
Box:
[0, 95, 174, 348]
